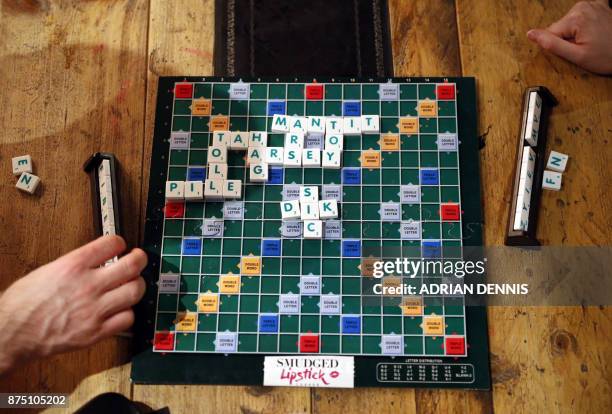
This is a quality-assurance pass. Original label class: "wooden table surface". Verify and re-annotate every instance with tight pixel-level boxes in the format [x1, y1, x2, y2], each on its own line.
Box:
[0, 1, 610, 413]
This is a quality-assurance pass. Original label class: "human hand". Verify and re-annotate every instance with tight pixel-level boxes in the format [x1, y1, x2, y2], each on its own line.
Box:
[527, 0, 612, 75]
[0, 236, 147, 375]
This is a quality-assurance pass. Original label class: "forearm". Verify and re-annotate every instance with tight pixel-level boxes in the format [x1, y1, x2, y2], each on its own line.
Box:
[0, 293, 26, 376]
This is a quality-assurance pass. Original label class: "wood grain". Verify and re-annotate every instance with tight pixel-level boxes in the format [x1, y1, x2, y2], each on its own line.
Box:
[134, 385, 310, 414]
[388, 0, 461, 77]
[42, 363, 132, 414]
[313, 387, 417, 414]
[456, 0, 612, 413]
[0, 0, 149, 409]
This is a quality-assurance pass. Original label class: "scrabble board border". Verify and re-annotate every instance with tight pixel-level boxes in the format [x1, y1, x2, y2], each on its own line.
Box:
[132, 76, 490, 389]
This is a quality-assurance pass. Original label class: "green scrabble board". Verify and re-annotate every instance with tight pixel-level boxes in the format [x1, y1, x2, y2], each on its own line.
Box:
[131, 76, 490, 389]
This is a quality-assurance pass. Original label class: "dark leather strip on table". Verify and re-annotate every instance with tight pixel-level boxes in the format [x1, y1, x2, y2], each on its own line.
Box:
[214, 0, 393, 78]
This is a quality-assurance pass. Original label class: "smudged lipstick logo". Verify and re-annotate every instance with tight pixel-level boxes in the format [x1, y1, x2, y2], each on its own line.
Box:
[276, 358, 342, 386]
[279, 368, 341, 385]
[264, 356, 354, 388]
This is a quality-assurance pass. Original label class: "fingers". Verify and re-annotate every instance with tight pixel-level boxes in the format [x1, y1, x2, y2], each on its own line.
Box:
[547, 13, 576, 39]
[98, 248, 148, 291]
[98, 276, 146, 318]
[65, 235, 127, 268]
[527, 29, 584, 65]
[98, 309, 135, 338]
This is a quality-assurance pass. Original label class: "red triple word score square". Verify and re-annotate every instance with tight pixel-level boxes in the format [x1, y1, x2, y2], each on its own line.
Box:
[445, 337, 465, 355]
[175, 83, 193, 99]
[441, 203, 461, 221]
[305, 84, 324, 100]
[164, 201, 185, 218]
[154, 332, 175, 351]
[436, 84, 455, 100]
[299, 335, 320, 353]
